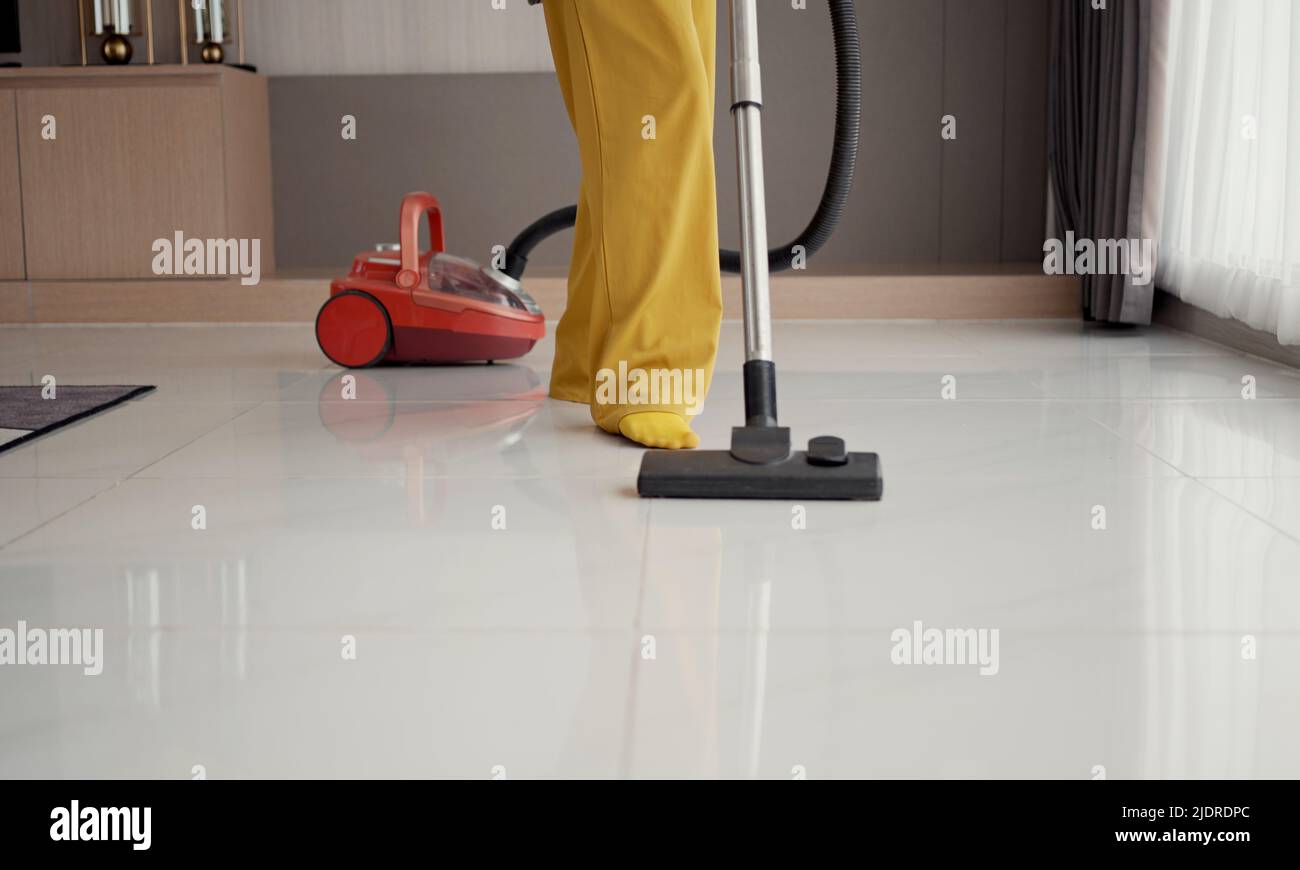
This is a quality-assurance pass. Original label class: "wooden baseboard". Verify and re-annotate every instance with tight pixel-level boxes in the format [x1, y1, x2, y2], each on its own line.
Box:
[0, 265, 1079, 324]
[0, 276, 328, 324]
[1153, 290, 1300, 370]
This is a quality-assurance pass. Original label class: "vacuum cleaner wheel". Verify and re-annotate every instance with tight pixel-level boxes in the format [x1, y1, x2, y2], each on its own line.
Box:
[316, 290, 393, 369]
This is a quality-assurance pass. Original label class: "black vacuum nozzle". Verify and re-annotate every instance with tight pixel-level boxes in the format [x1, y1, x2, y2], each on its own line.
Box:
[637, 427, 883, 501]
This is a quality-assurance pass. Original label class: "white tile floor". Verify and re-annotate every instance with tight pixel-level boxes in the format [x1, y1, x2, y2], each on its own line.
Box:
[1, 319, 1299, 779]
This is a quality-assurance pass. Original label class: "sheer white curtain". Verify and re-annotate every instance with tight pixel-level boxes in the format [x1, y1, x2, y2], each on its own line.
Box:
[1157, 0, 1300, 344]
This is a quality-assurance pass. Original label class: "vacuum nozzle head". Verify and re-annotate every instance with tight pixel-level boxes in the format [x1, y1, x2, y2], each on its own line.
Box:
[637, 427, 883, 501]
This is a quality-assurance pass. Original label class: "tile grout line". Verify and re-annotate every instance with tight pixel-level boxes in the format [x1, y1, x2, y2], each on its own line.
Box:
[1080, 409, 1300, 545]
[0, 479, 123, 552]
[616, 500, 654, 780]
[1080, 411, 1194, 481]
[1183, 476, 1300, 547]
[0, 396, 275, 551]
[104, 369, 323, 482]
[123, 400, 274, 482]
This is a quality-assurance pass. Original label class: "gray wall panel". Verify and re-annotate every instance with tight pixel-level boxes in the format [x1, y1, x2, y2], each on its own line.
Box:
[1001, 0, 1051, 262]
[851, 0, 945, 262]
[243, 0, 554, 76]
[269, 0, 1051, 272]
[269, 73, 581, 270]
[940, 0, 1007, 262]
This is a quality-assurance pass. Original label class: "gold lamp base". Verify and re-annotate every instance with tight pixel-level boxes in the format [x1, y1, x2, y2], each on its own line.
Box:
[200, 41, 224, 64]
[100, 33, 134, 65]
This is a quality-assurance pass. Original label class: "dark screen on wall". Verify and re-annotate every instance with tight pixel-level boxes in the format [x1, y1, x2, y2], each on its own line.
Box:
[0, 0, 20, 54]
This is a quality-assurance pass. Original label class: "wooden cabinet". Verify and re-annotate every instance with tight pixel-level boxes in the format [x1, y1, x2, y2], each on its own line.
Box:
[0, 91, 23, 280]
[0, 65, 273, 280]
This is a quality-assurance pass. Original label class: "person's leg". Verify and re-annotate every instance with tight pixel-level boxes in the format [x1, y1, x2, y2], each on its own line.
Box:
[543, 0, 723, 448]
[548, 190, 599, 405]
[691, 0, 717, 119]
[543, 0, 597, 405]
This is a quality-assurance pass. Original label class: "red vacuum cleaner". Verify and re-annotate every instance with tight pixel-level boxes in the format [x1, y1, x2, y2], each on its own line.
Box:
[315, 192, 545, 368]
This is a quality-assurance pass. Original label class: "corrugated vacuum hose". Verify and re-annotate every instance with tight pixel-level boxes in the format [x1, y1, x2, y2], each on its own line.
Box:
[501, 0, 862, 281]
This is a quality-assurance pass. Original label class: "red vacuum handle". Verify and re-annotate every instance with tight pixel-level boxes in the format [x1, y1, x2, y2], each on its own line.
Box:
[396, 192, 446, 290]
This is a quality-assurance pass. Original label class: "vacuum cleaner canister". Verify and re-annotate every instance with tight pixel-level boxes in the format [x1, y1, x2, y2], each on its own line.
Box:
[316, 192, 545, 368]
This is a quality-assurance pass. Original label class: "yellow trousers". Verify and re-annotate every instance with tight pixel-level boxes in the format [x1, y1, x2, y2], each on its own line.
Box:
[543, 0, 724, 432]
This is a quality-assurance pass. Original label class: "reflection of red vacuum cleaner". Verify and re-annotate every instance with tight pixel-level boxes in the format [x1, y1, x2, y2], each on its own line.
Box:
[315, 192, 546, 368]
[317, 367, 546, 525]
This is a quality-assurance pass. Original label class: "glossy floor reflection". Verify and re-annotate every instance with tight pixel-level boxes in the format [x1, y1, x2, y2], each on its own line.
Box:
[1, 321, 1298, 779]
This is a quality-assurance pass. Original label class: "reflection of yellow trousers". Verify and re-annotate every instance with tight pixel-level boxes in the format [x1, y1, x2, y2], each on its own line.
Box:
[543, 0, 723, 432]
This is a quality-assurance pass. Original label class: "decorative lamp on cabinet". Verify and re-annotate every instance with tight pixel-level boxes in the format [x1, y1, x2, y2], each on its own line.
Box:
[78, 0, 157, 66]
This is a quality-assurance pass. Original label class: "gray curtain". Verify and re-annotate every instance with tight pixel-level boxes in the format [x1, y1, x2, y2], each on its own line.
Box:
[1049, 0, 1160, 325]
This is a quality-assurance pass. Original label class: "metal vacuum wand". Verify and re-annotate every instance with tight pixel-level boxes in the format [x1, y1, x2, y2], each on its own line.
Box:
[731, 0, 773, 367]
[730, 0, 779, 428]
